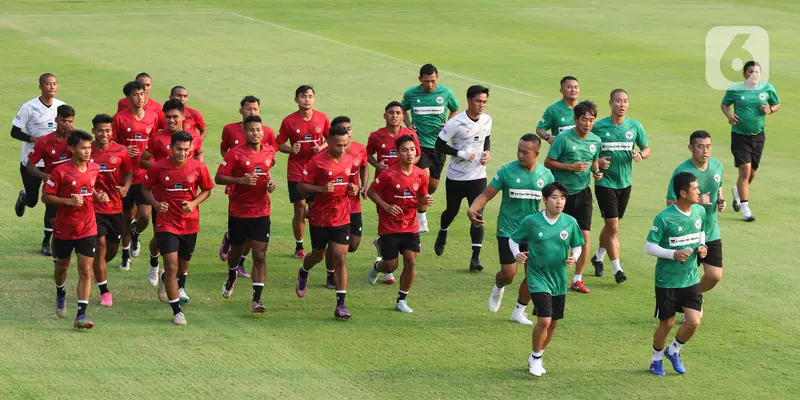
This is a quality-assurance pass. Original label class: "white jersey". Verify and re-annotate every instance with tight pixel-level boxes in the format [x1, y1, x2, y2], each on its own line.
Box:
[438, 111, 492, 181]
[13, 97, 65, 166]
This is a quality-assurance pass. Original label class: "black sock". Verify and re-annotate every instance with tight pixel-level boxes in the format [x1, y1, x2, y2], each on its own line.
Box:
[122, 248, 130, 261]
[296, 241, 304, 251]
[470, 223, 484, 258]
[299, 267, 309, 279]
[471, 245, 481, 260]
[437, 229, 448, 244]
[97, 282, 109, 294]
[336, 291, 346, 306]
[56, 285, 66, 297]
[238, 255, 247, 268]
[327, 269, 335, 278]
[149, 254, 159, 267]
[170, 300, 182, 315]
[253, 283, 264, 302]
[397, 290, 408, 302]
[76, 301, 88, 317]
[178, 274, 187, 290]
[43, 230, 53, 243]
[225, 268, 237, 290]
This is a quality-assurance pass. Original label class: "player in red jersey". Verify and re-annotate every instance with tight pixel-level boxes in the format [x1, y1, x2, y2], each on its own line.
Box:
[43, 130, 110, 329]
[296, 124, 358, 320]
[117, 72, 164, 128]
[216, 115, 277, 312]
[277, 85, 331, 260]
[113, 80, 161, 278]
[90, 114, 132, 307]
[168, 86, 207, 140]
[143, 131, 214, 326]
[26, 104, 76, 264]
[367, 135, 433, 313]
[366, 101, 421, 173]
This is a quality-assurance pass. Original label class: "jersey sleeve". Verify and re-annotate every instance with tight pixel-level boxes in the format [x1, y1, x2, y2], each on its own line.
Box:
[120, 149, 133, 175]
[12, 104, 29, 130]
[665, 169, 678, 201]
[546, 133, 565, 160]
[544, 168, 555, 186]
[276, 118, 290, 144]
[197, 164, 215, 191]
[43, 168, 61, 195]
[301, 158, 318, 184]
[263, 126, 277, 149]
[438, 118, 457, 142]
[322, 117, 331, 139]
[116, 98, 126, 113]
[142, 165, 158, 190]
[489, 165, 506, 190]
[400, 89, 411, 111]
[195, 111, 207, 131]
[635, 122, 649, 148]
[366, 133, 378, 156]
[570, 219, 585, 248]
[646, 214, 666, 244]
[768, 84, 780, 105]
[510, 216, 531, 244]
[536, 108, 553, 132]
[721, 89, 735, 105]
[217, 151, 236, 176]
[27, 138, 46, 164]
[419, 170, 430, 196]
[369, 169, 387, 194]
[412, 132, 422, 153]
[446, 89, 460, 112]
[220, 126, 231, 152]
[144, 134, 156, 152]
[112, 115, 122, 143]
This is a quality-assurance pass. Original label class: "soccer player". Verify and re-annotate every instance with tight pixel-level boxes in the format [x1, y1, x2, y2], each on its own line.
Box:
[367, 101, 421, 172]
[168, 86, 207, 140]
[432, 85, 492, 271]
[143, 131, 214, 326]
[277, 85, 330, 259]
[117, 72, 164, 128]
[11, 73, 65, 256]
[646, 172, 708, 376]
[590, 89, 650, 283]
[401, 63, 459, 232]
[721, 61, 780, 222]
[367, 135, 433, 313]
[43, 130, 109, 329]
[536, 76, 580, 144]
[666, 130, 726, 295]
[509, 182, 584, 377]
[90, 114, 132, 307]
[216, 116, 276, 313]
[295, 124, 358, 320]
[468, 134, 554, 325]
[113, 80, 160, 279]
[544, 100, 603, 294]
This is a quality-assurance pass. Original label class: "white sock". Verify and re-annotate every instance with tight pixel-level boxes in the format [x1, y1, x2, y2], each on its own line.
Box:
[572, 274, 582, 284]
[732, 186, 740, 202]
[514, 302, 526, 311]
[652, 346, 663, 361]
[611, 260, 622, 274]
[594, 248, 607, 261]
[668, 339, 684, 355]
[383, 273, 393, 278]
[418, 212, 427, 223]
[741, 201, 752, 217]
[494, 284, 504, 292]
[531, 350, 543, 359]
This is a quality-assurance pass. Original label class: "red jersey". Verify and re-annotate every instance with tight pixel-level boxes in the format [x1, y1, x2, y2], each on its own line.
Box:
[217, 145, 276, 218]
[302, 152, 355, 227]
[366, 127, 421, 168]
[370, 164, 428, 235]
[143, 158, 214, 235]
[182, 106, 206, 136]
[347, 141, 368, 213]
[276, 111, 330, 182]
[27, 132, 72, 174]
[44, 162, 101, 240]
[113, 109, 160, 184]
[90, 142, 132, 215]
[117, 98, 165, 129]
[145, 129, 203, 163]
[220, 121, 276, 154]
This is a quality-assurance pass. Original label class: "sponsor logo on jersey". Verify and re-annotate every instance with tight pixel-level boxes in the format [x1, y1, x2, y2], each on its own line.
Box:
[335, 177, 343, 183]
[560, 230, 568, 240]
[134, 133, 142, 139]
[254, 167, 262, 174]
[404, 189, 412, 197]
[304, 134, 312, 140]
[473, 136, 480, 142]
[601, 142, 635, 151]
[99, 163, 107, 170]
[413, 106, 446, 115]
[80, 187, 88, 194]
[759, 93, 767, 101]
[509, 189, 542, 200]
[557, 125, 575, 133]
[669, 232, 702, 247]
[389, 149, 397, 156]
[625, 131, 634, 140]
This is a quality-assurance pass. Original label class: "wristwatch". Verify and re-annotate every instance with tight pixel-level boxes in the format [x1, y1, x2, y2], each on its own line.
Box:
[544, 134, 553, 141]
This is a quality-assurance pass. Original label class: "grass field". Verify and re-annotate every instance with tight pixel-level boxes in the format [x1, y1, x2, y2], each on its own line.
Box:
[1, 1, 799, 398]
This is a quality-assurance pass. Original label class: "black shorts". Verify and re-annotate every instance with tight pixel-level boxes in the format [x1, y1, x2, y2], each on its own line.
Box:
[530, 292, 566, 320]
[731, 131, 765, 170]
[349, 213, 363, 237]
[595, 185, 632, 220]
[497, 237, 527, 265]
[418, 147, 446, 180]
[228, 216, 271, 245]
[379, 233, 421, 261]
[54, 236, 97, 260]
[287, 181, 313, 204]
[310, 224, 350, 250]
[96, 213, 124, 243]
[155, 232, 198, 261]
[122, 184, 148, 210]
[45, 203, 58, 220]
[654, 284, 703, 321]
[699, 239, 723, 268]
[563, 187, 593, 231]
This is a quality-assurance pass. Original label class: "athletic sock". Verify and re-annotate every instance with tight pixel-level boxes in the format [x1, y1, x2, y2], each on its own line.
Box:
[336, 290, 346, 307]
[611, 260, 623, 274]
[76, 300, 88, 318]
[295, 240, 304, 251]
[515, 301, 528, 310]
[43, 230, 53, 243]
[495, 282, 505, 290]
[732, 186, 740, 202]
[595, 247, 607, 261]
[121, 246, 130, 261]
[668, 338, 685, 355]
[169, 298, 182, 315]
[131, 220, 141, 237]
[238, 255, 247, 268]
[531, 351, 543, 359]
[471, 245, 481, 260]
[741, 201, 752, 217]
[149, 254, 159, 267]
[178, 273, 187, 290]
[252, 283, 264, 302]
[225, 267, 237, 290]
[572, 274, 582, 284]
[397, 290, 408, 302]
[418, 212, 427, 224]
[52, 257, 57, 268]
[97, 280, 109, 294]
[299, 267, 309, 279]
[56, 284, 66, 298]
[327, 268, 335, 277]
[652, 346, 663, 361]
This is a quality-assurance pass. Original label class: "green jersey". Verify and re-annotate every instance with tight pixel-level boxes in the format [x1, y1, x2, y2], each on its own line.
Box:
[401, 84, 459, 148]
[546, 129, 602, 195]
[665, 158, 724, 242]
[490, 161, 555, 237]
[647, 204, 707, 289]
[511, 211, 584, 296]
[722, 82, 780, 136]
[592, 116, 648, 189]
[536, 99, 577, 136]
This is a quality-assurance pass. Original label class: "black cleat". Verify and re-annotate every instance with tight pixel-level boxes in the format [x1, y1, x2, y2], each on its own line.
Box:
[591, 255, 604, 277]
[614, 270, 627, 284]
[41, 241, 52, 257]
[469, 258, 484, 272]
[744, 215, 755, 222]
[15, 190, 26, 217]
[434, 231, 447, 256]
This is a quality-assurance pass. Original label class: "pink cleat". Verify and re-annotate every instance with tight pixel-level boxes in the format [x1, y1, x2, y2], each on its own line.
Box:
[100, 292, 113, 307]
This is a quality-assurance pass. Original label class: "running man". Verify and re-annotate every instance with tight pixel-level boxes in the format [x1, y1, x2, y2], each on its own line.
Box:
[168, 86, 207, 140]
[536, 76, 580, 144]
[117, 72, 164, 129]
[366, 101, 421, 174]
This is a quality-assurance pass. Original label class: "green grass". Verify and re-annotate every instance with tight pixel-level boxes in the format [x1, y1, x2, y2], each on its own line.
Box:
[1, 1, 799, 398]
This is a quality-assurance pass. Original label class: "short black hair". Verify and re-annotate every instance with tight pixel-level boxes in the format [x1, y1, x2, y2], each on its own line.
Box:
[610, 88, 628, 100]
[672, 171, 697, 199]
[744, 61, 760, 71]
[520, 133, 541, 145]
[419, 63, 438, 77]
[170, 85, 186, 96]
[56, 104, 75, 118]
[67, 130, 93, 147]
[135, 72, 152, 81]
[240, 95, 260, 108]
[573, 100, 598, 119]
[542, 182, 569, 199]
[467, 85, 489, 99]
[92, 114, 113, 128]
[329, 124, 348, 137]
[331, 116, 351, 127]
[385, 101, 403, 111]
[170, 130, 193, 146]
[295, 85, 315, 98]
[689, 130, 712, 145]
[243, 115, 262, 127]
[39, 73, 55, 86]
[123, 80, 146, 97]
[395, 134, 416, 149]
[162, 98, 185, 114]
[560, 76, 578, 86]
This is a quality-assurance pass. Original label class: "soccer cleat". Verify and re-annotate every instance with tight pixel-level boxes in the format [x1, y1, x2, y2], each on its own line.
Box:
[73, 316, 95, 330]
[173, 312, 187, 326]
[649, 360, 666, 376]
[56, 295, 67, 318]
[383, 273, 396, 285]
[334, 305, 352, 320]
[434, 232, 446, 256]
[178, 288, 190, 303]
[100, 292, 113, 307]
[488, 286, 505, 313]
[157, 279, 167, 301]
[119, 258, 131, 271]
[469, 259, 484, 272]
[528, 355, 546, 377]
[219, 233, 230, 261]
[326, 272, 336, 289]
[591, 255, 604, 277]
[130, 223, 141, 258]
[663, 349, 686, 374]
[395, 300, 413, 313]
[571, 280, 590, 293]
[731, 188, 741, 212]
[368, 258, 381, 285]
[250, 301, 266, 313]
[510, 308, 534, 325]
[236, 264, 251, 279]
[744, 215, 755, 222]
[15, 190, 25, 217]
[221, 284, 234, 299]
[147, 266, 159, 287]
[418, 219, 429, 233]
[295, 268, 308, 298]
[615, 270, 628, 284]
[41, 241, 52, 257]
[294, 249, 305, 259]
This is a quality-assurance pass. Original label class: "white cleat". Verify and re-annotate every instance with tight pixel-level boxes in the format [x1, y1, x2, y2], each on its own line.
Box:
[418, 219, 429, 233]
[528, 355, 546, 377]
[395, 300, 413, 313]
[510, 308, 534, 325]
[120, 258, 131, 271]
[178, 288, 190, 303]
[157, 278, 167, 301]
[131, 238, 141, 258]
[148, 265, 159, 287]
[173, 312, 187, 326]
[368, 257, 381, 285]
[488, 285, 505, 313]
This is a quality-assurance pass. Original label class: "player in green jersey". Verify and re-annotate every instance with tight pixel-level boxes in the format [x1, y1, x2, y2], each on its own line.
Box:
[401, 64, 459, 232]
[509, 182, 583, 377]
[590, 89, 650, 284]
[544, 101, 603, 294]
[467, 134, 554, 325]
[721, 61, 780, 222]
[646, 171, 708, 376]
[666, 130, 726, 295]
[536, 76, 580, 145]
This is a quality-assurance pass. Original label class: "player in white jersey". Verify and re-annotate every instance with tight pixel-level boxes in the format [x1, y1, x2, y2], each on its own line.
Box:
[433, 85, 492, 271]
[11, 73, 66, 256]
